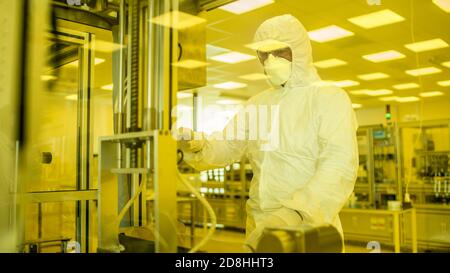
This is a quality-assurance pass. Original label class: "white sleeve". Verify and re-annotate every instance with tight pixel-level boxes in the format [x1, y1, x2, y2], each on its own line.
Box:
[183, 113, 248, 171]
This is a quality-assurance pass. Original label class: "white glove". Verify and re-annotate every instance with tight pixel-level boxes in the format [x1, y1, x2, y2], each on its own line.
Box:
[245, 207, 303, 252]
[174, 127, 206, 154]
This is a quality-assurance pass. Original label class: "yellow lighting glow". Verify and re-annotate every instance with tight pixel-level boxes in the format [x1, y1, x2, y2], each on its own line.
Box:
[65, 94, 78, 101]
[437, 80, 450, 86]
[357, 72, 390, 81]
[150, 11, 206, 29]
[101, 84, 113, 91]
[219, 0, 274, 15]
[177, 92, 193, 99]
[213, 81, 247, 90]
[379, 96, 400, 102]
[392, 83, 420, 90]
[406, 67, 442, 76]
[352, 103, 362, 109]
[433, 0, 450, 13]
[348, 9, 405, 29]
[419, 91, 444, 97]
[333, 80, 360, 88]
[308, 25, 354, 43]
[313, 58, 347, 68]
[172, 59, 209, 69]
[210, 51, 256, 64]
[40, 75, 57, 81]
[365, 89, 393, 96]
[404, 38, 449, 53]
[397, 96, 420, 102]
[238, 73, 269, 81]
[363, 50, 406, 63]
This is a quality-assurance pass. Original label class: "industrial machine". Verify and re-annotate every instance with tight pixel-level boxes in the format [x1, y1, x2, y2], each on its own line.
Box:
[256, 225, 343, 253]
[0, 0, 234, 253]
[342, 120, 450, 251]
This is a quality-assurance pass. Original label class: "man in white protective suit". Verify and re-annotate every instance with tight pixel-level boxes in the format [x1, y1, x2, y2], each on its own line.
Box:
[176, 14, 359, 252]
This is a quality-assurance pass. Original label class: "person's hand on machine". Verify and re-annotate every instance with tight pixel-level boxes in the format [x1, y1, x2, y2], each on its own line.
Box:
[174, 127, 206, 154]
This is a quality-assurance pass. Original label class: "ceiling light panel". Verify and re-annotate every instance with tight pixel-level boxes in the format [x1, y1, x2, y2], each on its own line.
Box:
[396, 96, 420, 102]
[348, 9, 405, 29]
[406, 67, 442, 76]
[365, 89, 393, 96]
[433, 0, 450, 13]
[392, 83, 420, 90]
[419, 91, 444, 97]
[219, 0, 274, 15]
[437, 80, 450, 86]
[362, 50, 405, 63]
[333, 80, 360, 88]
[210, 51, 256, 64]
[404, 38, 449, 53]
[357, 72, 390, 81]
[213, 81, 247, 90]
[238, 73, 268, 81]
[308, 25, 354, 43]
[313, 58, 347, 68]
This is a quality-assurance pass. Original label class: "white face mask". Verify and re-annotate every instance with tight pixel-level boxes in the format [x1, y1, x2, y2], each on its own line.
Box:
[263, 54, 292, 87]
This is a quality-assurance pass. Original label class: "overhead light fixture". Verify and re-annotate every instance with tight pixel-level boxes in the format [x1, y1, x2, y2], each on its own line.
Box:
[219, 0, 274, 15]
[216, 99, 243, 105]
[245, 39, 290, 52]
[206, 44, 230, 59]
[213, 81, 247, 90]
[365, 89, 393, 96]
[350, 89, 392, 96]
[404, 38, 449, 53]
[406, 67, 442, 76]
[313, 58, 347, 68]
[352, 103, 362, 109]
[347, 9, 405, 29]
[396, 96, 420, 102]
[333, 80, 360, 88]
[379, 96, 400, 101]
[433, 0, 450, 13]
[40, 75, 57, 81]
[65, 94, 78, 101]
[392, 83, 420, 90]
[238, 73, 268, 81]
[172, 59, 209, 69]
[150, 11, 206, 29]
[210, 51, 256, 64]
[363, 50, 406, 63]
[308, 25, 354, 43]
[349, 89, 371, 95]
[437, 80, 450, 86]
[442, 61, 450, 68]
[358, 72, 390, 81]
[177, 92, 193, 99]
[101, 83, 113, 91]
[419, 91, 444, 97]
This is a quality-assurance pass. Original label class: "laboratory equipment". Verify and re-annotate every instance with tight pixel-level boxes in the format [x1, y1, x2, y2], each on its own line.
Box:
[256, 224, 343, 253]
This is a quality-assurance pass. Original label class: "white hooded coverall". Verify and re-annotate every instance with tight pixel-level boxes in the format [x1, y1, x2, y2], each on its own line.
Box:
[184, 14, 359, 250]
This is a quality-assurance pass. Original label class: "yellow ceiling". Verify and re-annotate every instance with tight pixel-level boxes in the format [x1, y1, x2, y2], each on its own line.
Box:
[199, 0, 450, 108]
